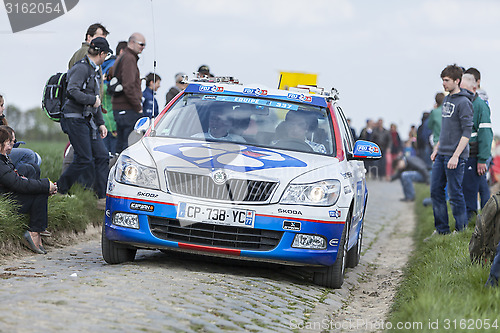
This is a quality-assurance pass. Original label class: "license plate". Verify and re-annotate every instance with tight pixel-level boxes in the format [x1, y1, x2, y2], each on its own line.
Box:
[176, 202, 255, 228]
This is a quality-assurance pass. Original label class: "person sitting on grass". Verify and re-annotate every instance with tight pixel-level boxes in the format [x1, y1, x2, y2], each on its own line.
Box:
[0, 126, 57, 254]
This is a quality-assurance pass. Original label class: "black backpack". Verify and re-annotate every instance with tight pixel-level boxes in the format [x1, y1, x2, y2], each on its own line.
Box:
[42, 72, 67, 122]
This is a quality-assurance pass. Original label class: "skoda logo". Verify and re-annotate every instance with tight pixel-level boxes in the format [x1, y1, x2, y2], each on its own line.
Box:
[212, 170, 227, 185]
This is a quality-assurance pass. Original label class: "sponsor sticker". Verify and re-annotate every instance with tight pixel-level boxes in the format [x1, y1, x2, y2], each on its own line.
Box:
[340, 172, 353, 179]
[287, 93, 313, 103]
[243, 87, 268, 96]
[130, 202, 154, 212]
[329, 209, 341, 218]
[329, 238, 339, 246]
[283, 220, 301, 231]
[137, 191, 158, 198]
[199, 85, 224, 93]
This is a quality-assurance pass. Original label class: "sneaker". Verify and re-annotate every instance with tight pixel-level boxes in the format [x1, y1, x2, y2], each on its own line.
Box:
[423, 230, 439, 242]
[40, 230, 52, 237]
[96, 198, 106, 210]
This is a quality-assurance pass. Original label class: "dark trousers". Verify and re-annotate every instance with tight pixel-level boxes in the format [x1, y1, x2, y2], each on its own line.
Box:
[58, 118, 109, 198]
[11, 192, 48, 232]
[463, 157, 489, 220]
[114, 110, 141, 154]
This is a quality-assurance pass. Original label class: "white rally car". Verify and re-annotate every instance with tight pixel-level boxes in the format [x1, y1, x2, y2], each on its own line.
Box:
[102, 77, 381, 288]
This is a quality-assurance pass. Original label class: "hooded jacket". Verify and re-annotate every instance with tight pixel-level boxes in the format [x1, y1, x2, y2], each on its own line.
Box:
[438, 88, 474, 159]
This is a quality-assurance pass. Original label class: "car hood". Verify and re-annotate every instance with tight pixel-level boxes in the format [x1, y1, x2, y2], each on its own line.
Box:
[132, 137, 338, 183]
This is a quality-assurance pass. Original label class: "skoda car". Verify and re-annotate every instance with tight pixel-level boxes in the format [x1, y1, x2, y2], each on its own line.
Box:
[102, 78, 381, 288]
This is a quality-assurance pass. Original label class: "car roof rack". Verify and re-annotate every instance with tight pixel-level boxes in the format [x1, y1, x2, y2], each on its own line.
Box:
[289, 85, 339, 100]
[186, 74, 240, 84]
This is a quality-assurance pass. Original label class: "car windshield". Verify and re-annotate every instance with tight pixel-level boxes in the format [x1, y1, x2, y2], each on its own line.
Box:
[153, 93, 335, 155]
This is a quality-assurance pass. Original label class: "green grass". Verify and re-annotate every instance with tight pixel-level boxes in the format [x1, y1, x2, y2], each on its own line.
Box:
[22, 140, 67, 180]
[388, 184, 500, 333]
[0, 140, 103, 248]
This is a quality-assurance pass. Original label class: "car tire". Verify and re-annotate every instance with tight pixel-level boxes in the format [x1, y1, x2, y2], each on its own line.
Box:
[313, 219, 349, 289]
[101, 224, 137, 264]
[346, 222, 363, 268]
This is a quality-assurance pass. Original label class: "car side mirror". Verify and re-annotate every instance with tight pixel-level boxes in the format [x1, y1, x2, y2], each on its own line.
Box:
[134, 117, 151, 134]
[348, 140, 382, 160]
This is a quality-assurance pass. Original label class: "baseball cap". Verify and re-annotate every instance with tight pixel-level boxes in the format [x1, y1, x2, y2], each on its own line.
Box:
[90, 37, 113, 54]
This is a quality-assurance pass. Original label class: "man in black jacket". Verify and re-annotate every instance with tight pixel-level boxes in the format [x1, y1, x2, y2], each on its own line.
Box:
[391, 155, 429, 202]
[57, 37, 111, 209]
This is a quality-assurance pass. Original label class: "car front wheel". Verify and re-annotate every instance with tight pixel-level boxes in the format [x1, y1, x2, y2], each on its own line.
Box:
[313, 219, 349, 288]
[101, 224, 137, 264]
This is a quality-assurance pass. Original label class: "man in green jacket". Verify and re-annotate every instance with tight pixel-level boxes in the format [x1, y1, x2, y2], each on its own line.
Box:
[461, 73, 493, 221]
[68, 23, 109, 97]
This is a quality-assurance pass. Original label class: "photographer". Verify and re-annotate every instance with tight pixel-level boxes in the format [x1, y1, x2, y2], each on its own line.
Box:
[57, 37, 111, 210]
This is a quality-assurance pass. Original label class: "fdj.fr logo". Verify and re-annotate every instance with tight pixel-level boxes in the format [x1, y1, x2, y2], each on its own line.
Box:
[4, 0, 79, 33]
[199, 85, 224, 93]
[243, 88, 268, 96]
[287, 93, 312, 102]
[329, 210, 341, 218]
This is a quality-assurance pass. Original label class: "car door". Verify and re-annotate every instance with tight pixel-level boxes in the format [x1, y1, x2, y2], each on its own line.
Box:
[334, 106, 365, 229]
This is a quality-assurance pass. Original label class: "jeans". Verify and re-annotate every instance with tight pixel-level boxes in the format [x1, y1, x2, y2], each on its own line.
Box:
[400, 171, 425, 200]
[463, 157, 489, 220]
[114, 110, 141, 154]
[485, 240, 500, 287]
[430, 154, 467, 234]
[9, 147, 41, 179]
[103, 132, 117, 156]
[58, 118, 109, 198]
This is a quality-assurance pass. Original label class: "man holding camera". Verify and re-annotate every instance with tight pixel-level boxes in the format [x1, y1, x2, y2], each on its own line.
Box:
[57, 37, 111, 209]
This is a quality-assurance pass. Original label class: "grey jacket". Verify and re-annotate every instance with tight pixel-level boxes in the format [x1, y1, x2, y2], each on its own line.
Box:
[63, 56, 104, 127]
[438, 88, 473, 159]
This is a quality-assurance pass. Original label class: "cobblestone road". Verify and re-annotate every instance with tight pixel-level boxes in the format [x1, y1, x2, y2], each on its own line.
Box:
[0, 180, 412, 332]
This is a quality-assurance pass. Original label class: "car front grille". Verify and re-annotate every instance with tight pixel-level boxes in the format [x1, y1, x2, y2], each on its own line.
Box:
[149, 217, 283, 251]
[166, 171, 277, 202]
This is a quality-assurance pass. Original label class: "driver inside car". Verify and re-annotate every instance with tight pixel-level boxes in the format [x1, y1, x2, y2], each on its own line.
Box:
[273, 110, 326, 154]
[192, 105, 246, 143]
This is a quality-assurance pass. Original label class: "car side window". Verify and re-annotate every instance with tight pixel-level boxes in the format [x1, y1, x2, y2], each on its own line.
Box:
[335, 106, 354, 153]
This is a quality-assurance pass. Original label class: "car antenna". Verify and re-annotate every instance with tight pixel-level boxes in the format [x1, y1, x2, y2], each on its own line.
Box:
[149, 0, 157, 136]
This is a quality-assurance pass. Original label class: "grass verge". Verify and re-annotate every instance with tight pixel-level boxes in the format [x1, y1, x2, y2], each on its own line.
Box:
[387, 184, 500, 333]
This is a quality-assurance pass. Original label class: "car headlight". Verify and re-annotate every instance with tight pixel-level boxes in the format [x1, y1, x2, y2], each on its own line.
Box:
[115, 155, 159, 190]
[280, 180, 341, 206]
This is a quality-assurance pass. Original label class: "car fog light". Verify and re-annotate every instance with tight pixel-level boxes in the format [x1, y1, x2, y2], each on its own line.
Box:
[113, 212, 139, 229]
[292, 234, 327, 249]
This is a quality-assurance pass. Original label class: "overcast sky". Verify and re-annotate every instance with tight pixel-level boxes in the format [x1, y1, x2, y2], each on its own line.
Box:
[1, 0, 499, 138]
